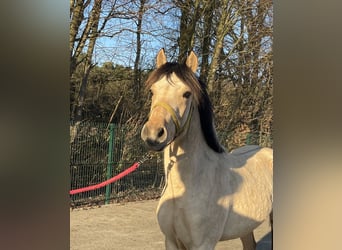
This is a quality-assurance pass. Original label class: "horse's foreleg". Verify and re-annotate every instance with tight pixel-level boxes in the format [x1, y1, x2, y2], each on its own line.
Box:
[165, 237, 186, 250]
[240, 232, 256, 250]
[166, 237, 216, 250]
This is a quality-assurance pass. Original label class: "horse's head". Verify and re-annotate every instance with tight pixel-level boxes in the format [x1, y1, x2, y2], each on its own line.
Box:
[141, 49, 198, 151]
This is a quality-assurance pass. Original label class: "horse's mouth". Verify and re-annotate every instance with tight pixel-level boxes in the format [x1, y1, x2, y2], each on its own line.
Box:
[144, 139, 166, 152]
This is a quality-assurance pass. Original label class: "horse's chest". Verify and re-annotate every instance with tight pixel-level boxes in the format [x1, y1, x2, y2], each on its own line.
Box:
[157, 190, 210, 245]
[157, 196, 189, 236]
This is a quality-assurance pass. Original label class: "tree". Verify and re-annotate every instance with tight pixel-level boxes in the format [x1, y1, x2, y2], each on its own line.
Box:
[70, 0, 126, 120]
[206, 0, 237, 95]
[133, 0, 147, 100]
[199, 0, 215, 82]
[175, 0, 202, 62]
[70, 0, 104, 120]
[69, 0, 273, 147]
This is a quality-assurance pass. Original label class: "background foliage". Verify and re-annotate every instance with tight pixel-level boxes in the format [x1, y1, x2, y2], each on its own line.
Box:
[70, 0, 273, 150]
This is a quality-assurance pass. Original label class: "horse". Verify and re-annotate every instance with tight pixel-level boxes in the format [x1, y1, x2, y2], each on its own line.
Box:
[141, 49, 273, 250]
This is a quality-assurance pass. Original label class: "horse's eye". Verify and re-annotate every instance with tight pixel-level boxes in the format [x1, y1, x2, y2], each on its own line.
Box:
[149, 89, 154, 96]
[183, 91, 191, 99]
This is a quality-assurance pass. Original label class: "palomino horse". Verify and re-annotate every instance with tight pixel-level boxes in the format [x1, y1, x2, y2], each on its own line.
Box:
[141, 49, 273, 250]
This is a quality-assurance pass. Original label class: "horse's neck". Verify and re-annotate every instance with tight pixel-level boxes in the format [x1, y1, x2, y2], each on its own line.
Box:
[163, 108, 212, 181]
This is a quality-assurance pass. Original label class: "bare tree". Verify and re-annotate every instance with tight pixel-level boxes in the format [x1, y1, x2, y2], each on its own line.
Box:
[199, 0, 215, 82]
[70, 0, 119, 120]
[73, 0, 103, 121]
[206, 0, 240, 94]
[68, 0, 273, 147]
[175, 0, 202, 62]
[133, 0, 147, 100]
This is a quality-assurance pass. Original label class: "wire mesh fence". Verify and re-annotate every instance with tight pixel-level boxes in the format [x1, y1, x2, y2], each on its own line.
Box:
[70, 121, 272, 208]
[70, 121, 163, 207]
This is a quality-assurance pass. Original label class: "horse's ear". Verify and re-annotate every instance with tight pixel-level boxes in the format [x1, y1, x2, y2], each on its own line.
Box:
[186, 51, 198, 73]
[156, 48, 167, 68]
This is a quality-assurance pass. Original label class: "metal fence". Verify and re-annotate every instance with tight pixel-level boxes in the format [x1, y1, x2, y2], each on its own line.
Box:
[70, 121, 163, 207]
[70, 121, 272, 207]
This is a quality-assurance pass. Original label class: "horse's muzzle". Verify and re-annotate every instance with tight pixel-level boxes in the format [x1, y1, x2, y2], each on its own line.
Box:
[141, 123, 169, 151]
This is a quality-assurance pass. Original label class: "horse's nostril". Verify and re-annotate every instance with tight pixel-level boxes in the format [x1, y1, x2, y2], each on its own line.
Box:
[157, 128, 165, 138]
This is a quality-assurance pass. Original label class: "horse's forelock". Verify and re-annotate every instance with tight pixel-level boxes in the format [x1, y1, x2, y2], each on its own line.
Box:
[145, 62, 203, 105]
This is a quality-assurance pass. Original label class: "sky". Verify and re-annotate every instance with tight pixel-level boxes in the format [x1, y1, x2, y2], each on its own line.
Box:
[91, 1, 180, 69]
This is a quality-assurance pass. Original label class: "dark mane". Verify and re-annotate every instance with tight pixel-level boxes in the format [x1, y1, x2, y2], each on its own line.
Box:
[145, 62, 225, 153]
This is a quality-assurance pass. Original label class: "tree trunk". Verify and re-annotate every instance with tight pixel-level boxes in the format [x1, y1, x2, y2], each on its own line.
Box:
[69, 0, 88, 77]
[72, 0, 102, 121]
[133, 0, 146, 100]
[177, 0, 201, 63]
[207, 0, 231, 95]
[200, 1, 214, 82]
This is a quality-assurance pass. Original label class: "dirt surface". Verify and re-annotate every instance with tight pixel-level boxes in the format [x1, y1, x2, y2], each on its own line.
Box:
[70, 200, 272, 250]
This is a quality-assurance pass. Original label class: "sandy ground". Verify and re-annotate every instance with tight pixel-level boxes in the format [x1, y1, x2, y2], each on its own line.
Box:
[70, 200, 272, 250]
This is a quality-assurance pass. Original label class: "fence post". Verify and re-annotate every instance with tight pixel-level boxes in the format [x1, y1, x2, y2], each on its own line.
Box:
[246, 133, 252, 145]
[105, 123, 115, 204]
